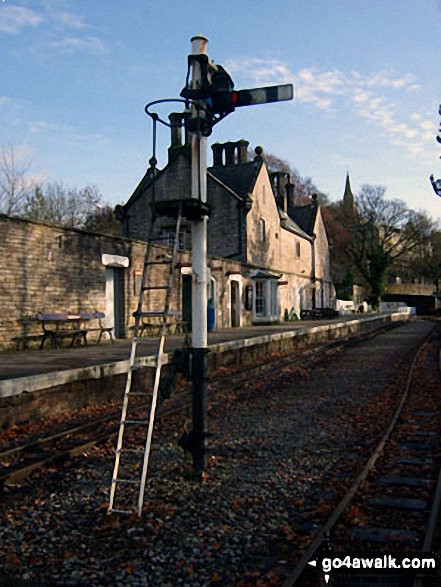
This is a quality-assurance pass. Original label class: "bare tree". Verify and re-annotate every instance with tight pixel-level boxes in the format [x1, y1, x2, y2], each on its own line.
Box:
[258, 151, 326, 205]
[341, 185, 435, 305]
[0, 146, 35, 216]
[24, 182, 104, 229]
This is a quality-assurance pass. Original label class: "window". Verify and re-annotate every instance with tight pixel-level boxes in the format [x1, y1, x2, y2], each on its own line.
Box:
[165, 228, 189, 251]
[259, 219, 266, 243]
[166, 230, 175, 248]
[255, 281, 265, 316]
[253, 277, 279, 322]
[296, 242, 301, 258]
[133, 271, 143, 296]
[270, 280, 278, 315]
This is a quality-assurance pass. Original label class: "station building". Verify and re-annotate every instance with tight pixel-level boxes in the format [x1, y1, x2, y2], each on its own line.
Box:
[118, 114, 334, 330]
[0, 119, 334, 351]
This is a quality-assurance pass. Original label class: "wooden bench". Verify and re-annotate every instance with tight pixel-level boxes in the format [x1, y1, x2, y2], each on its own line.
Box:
[36, 313, 88, 349]
[36, 312, 114, 349]
[132, 311, 186, 337]
[300, 308, 339, 321]
[79, 312, 114, 344]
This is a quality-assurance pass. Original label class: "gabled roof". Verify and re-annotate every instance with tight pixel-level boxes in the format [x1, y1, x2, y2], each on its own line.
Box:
[289, 203, 318, 237]
[208, 159, 264, 199]
[279, 210, 313, 241]
[124, 166, 162, 211]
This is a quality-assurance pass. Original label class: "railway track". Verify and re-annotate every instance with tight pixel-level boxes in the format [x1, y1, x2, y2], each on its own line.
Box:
[281, 324, 441, 587]
[0, 320, 398, 489]
[1, 318, 440, 586]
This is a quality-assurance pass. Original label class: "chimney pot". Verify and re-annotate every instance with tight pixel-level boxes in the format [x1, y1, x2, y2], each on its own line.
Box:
[237, 139, 249, 163]
[286, 180, 295, 213]
[225, 142, 236, 165]
[212, 143, 224, 166]
[169, 113, 183, 148]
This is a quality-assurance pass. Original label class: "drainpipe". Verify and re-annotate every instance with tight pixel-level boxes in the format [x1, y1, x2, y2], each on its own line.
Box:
[311, 236, 316, 310]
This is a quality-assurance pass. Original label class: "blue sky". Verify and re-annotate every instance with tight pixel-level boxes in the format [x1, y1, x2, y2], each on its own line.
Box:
[2, 0, 441, 221]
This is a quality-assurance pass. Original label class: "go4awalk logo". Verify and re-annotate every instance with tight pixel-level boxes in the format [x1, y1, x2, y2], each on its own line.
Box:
[308, 552, 440, 584]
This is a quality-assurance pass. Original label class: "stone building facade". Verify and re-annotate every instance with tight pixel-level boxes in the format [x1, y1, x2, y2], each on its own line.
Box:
[119, 119, 334, 327]
[0, 119, 334, 350]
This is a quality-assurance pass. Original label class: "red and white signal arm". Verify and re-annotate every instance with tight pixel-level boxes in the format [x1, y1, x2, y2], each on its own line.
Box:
[232, 84, 293, 107]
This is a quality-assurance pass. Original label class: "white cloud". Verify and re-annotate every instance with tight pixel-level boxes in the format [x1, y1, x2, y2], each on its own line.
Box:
[0, 5, 44, 34]
[225, 57, 431, 158]
[3, 2, 108, 55]
[420, 120, 434, 130]
[26, 118, 109, 146]
[0, 96, 13, 107]
[362, 71, 420, 91]
[48, 35, 108, 54]
[51, 10, 89, 30]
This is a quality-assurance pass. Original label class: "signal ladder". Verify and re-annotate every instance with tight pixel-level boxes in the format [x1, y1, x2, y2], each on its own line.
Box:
[108, 204, 183, 516]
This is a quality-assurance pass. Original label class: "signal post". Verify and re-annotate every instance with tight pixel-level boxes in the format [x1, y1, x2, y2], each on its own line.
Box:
[181, 35, 293, 473]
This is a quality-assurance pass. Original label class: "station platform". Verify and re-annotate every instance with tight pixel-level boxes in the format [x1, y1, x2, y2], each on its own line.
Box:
[0, 313, 405, 402]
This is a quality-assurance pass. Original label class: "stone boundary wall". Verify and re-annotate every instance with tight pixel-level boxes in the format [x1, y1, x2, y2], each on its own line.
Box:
[0, 215, 247, 351]
[0, 214, 142, 350]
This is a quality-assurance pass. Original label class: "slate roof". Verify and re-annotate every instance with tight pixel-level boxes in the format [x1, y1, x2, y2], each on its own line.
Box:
[208, 159, 263, 199]
[289, 204, 318, 237]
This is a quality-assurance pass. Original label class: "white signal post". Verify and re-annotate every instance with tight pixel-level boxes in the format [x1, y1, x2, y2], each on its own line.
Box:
[188, 34, 209, 472]
[190, 34, 208, 349]
[184, 34, 293, 473]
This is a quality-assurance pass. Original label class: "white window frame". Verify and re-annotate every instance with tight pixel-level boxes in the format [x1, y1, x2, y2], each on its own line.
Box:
[253, 277, 279, 324]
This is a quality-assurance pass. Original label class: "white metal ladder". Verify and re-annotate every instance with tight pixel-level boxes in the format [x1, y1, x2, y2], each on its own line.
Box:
[108, 205, 183, 516]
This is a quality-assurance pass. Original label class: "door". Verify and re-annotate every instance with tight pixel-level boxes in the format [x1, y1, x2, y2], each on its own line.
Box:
[230, 280, 240, 327]
[113, 267, 125, 338]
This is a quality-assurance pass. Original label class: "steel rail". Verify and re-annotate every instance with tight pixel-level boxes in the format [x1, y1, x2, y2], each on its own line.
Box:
[282, 324, 438, 587]
[0, 321, 403, 489]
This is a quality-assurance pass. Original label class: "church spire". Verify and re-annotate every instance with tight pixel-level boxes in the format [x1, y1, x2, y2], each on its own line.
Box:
[342, 172, 355, 212]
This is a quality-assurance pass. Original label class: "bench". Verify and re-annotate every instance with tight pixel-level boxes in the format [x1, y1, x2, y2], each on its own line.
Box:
[36, 313, 88, 349]
[131, 311, 186, 337]
[300, 308, 339, 321]
[36, 312, 114, 349]
[79, 312, 114, 344]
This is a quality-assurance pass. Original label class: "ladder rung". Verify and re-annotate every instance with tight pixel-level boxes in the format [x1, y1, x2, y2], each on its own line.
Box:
[117, 448, 144, 455]
[123, 419, 149, 425]
[142, 285, 170, 291]
[108, 508, 133, 515]
[113, 478, 138, 485]
[127, 391, 152, 396]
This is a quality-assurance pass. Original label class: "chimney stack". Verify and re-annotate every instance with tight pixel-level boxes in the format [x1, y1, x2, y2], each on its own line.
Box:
[168, 112, 190, 163]
[237, 139, 249, 163]
[224, 142, 235, 165]
[212, 143, 223, 166]
[286, 178, 295, 214]
[211, 140, 250, 166]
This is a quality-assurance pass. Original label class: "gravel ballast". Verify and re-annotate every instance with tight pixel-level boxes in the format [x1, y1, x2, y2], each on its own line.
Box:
[1, 320, 438, 586]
